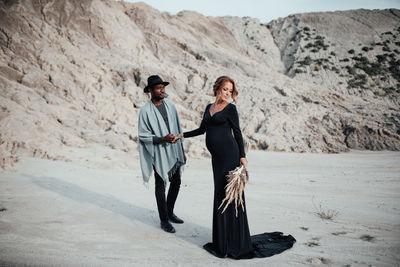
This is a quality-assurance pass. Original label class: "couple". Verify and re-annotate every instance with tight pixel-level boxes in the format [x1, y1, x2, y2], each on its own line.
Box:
[138, 75, 296, 259]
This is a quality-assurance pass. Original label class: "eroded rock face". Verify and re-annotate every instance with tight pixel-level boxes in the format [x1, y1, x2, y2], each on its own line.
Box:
[268, 9, 400, 99]
[0, 0, 399, 170]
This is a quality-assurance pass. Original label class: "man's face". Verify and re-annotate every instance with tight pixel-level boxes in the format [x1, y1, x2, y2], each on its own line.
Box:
[150, 84, 165, 100]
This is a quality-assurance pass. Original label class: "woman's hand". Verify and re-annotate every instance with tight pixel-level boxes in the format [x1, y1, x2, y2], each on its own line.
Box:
[240, 157, 247, 169]
[172, 133, 184, 143]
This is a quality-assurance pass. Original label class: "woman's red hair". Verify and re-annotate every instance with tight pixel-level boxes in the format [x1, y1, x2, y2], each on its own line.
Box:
[213, 76, 238, 103]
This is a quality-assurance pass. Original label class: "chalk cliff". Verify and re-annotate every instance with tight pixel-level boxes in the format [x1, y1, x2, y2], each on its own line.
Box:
[0, 0, 399, 169]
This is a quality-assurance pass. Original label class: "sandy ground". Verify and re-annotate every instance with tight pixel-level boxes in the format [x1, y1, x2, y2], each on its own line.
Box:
[0, 149, 399, 266]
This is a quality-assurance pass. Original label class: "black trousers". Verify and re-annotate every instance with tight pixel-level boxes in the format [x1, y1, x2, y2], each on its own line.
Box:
[154, 167, 181, 222]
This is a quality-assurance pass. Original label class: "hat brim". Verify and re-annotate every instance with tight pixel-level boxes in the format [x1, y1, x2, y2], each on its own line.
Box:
[144, 82, 169, 93]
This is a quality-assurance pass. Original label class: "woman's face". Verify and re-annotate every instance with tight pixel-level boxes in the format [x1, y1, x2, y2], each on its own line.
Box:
[218, 82, 233, 102]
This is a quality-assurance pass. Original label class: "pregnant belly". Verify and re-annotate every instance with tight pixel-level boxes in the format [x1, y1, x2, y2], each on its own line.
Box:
[205, 129, 239, 158]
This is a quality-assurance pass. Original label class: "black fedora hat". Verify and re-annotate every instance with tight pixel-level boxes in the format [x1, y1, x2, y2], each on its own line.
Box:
[144, 75, 169, 93]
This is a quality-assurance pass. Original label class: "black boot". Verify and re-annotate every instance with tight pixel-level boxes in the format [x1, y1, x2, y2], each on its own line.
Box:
[160, 221, 176, 233]
[168, 213, 184, 224]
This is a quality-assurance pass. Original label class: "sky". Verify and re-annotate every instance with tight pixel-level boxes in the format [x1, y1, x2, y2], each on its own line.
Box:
[125, 0, 400, 23]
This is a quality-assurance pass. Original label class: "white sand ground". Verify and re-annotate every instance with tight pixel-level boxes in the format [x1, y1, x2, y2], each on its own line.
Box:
[0, 149, 399, 266]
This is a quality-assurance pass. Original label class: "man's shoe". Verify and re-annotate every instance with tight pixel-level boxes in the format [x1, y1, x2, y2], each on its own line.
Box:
[160, 221, 176, 233]
[168, 213, 184, 224]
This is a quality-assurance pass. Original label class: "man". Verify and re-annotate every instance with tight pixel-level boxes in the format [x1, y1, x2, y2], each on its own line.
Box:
[138, 75, 186, 233]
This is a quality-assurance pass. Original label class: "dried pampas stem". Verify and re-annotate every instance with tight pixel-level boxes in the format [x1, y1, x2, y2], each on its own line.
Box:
[218, 165, 249, 217]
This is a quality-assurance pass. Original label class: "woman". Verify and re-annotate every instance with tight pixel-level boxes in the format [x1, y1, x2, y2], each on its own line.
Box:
[179, 76, 296, 259]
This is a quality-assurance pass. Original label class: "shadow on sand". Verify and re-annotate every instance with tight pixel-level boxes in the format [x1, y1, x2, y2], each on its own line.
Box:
[23, 174, 210, 247]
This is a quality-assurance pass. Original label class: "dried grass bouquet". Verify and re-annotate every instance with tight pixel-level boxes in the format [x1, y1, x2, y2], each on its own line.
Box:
[218, 165, 249, 217]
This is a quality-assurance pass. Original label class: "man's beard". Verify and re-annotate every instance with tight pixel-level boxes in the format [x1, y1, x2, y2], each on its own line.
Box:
[153, 93, 167, 100]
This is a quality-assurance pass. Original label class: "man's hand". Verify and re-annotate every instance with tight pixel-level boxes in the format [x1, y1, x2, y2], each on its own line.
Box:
[162, 134, 176, 143]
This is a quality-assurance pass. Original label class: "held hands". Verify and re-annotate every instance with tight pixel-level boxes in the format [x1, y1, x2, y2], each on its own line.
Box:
[162, 133, 184, 144]
[162, 134, 176, 143]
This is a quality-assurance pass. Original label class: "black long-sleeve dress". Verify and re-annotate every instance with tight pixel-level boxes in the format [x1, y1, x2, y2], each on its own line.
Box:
[184, 103, 296, 259]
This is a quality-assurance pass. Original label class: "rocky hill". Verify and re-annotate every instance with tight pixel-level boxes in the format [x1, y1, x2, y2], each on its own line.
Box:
[0, 0, 399, 170]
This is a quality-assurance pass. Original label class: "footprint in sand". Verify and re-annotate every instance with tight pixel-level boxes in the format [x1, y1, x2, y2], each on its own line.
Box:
[305, 236, 321, 247]
[307, 257, 332, 265]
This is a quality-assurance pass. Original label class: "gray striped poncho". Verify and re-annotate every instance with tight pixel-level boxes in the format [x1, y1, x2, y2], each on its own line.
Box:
[138, 98, 185, 184]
